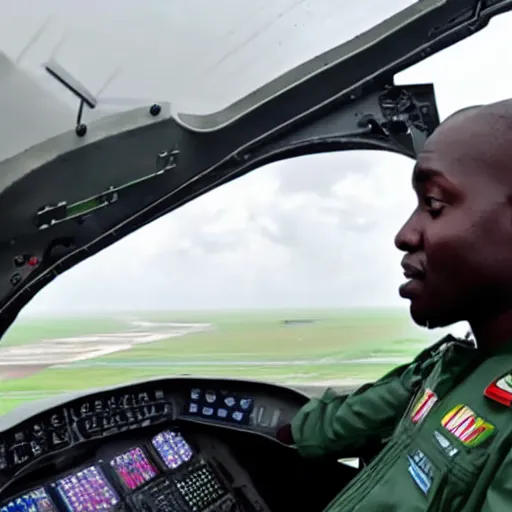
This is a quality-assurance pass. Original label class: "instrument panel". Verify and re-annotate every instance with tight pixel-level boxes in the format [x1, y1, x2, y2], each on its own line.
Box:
[1, 426, 246, 511]
[183, 388, 254, 426]
[0, 378, 308, 511]
[0, 386, 172, 474]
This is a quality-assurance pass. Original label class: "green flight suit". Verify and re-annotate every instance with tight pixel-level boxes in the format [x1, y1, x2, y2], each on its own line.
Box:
[290, 336, 512, 511]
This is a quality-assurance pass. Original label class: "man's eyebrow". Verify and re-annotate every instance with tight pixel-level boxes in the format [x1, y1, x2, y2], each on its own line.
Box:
[412, 168, 444, 187]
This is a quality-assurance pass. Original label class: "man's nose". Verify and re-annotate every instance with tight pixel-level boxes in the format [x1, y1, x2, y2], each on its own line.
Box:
[394, 212, 423, 252]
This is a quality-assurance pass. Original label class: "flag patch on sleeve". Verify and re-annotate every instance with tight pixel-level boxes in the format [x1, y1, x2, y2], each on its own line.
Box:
[485, 373, 512, 406]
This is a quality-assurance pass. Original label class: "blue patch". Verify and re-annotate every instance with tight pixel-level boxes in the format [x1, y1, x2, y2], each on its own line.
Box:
[407, 450, 433, 495]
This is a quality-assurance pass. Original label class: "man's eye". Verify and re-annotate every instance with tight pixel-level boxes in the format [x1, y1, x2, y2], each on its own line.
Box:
[424, 196, 444, 212]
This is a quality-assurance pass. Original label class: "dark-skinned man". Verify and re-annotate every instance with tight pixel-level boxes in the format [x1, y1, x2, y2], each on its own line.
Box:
[276, 100, 512, 511]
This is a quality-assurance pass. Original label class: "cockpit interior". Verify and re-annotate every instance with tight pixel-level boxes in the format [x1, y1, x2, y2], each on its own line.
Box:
[0, 378, 355, 512]
[1, 1, 512, 511]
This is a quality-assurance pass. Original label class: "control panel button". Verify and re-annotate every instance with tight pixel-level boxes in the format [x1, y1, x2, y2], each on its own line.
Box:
[13, 255, 26, 267]
[10, 273, 22, 286]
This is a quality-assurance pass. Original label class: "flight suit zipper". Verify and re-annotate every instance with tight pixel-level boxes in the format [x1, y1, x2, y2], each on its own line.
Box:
[325, 435, 412, 511]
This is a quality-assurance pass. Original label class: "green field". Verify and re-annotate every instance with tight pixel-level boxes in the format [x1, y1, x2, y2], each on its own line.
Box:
[0, 309, 435, 415]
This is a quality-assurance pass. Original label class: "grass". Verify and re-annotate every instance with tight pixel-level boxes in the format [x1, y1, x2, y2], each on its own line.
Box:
[0, 363, 398, 393]
[95, 308, 427, 362]
[0, 308, 434, 415]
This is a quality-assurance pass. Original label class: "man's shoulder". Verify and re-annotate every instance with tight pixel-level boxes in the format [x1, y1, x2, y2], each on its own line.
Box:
[413, 334, 476, 365]
[394, 334, 478, 392]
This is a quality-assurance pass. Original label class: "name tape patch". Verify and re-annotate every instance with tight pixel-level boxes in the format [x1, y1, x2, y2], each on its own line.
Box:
[407, 450, 433, 495]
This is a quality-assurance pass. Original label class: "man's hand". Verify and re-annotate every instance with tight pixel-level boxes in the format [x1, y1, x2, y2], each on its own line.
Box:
[276, 423, 294, 445]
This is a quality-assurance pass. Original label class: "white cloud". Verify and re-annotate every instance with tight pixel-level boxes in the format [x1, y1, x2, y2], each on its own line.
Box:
[25, 150, 416, 311]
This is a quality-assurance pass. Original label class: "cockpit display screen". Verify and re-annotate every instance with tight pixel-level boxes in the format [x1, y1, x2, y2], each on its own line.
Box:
[1, 487, 55, 512]
[53, 465, 119, 511]
[152, 430, 193, 469]
[110, 447, 158, 490]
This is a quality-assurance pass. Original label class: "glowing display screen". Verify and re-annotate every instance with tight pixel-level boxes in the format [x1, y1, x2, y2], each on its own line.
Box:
[54, 465, 119, 511]
[110, 447, 158, 490]
[0, 488, 55, 512]
[152, 430, 193, 469]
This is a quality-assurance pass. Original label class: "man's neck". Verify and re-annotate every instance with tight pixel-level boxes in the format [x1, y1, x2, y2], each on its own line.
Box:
[470, 308, 512, 350]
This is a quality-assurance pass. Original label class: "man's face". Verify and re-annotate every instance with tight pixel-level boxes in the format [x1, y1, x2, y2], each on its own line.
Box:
[394, 111, 512, 329]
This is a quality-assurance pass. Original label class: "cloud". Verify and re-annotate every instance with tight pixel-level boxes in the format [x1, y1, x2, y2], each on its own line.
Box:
[24, 150, 416, 312]
[275, 148, 378, 197]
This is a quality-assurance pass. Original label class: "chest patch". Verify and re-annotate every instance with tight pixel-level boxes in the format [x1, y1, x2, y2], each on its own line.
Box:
[407, 449, 433, 494]
[411, 388, 438, 424]
[484, 373, 512, 406]
[441, 404, 495, 446]
[433, 429, 459, 458]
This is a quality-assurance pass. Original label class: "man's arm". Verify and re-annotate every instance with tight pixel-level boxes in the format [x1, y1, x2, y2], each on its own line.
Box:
[283, 338, 450, 459]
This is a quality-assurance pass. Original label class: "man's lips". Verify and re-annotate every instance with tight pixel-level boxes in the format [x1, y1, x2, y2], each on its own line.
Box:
[399, 260, 426, 298]
[401, 260, 426, 280]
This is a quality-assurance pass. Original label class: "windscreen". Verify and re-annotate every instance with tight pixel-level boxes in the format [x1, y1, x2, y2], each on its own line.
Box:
[0, 0, 419, 116]
[0, 1, 481, 417]
[0, 150, 474, 415]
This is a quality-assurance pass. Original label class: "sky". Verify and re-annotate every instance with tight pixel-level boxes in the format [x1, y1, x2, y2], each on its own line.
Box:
[0, 1, 511, 339]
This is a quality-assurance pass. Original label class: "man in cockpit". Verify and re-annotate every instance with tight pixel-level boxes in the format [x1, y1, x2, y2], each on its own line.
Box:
[277, 100, 512, 511]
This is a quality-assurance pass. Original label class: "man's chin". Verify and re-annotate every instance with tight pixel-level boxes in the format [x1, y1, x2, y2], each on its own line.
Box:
[409, 302, 457, 330]
[409, 306, 430, 328]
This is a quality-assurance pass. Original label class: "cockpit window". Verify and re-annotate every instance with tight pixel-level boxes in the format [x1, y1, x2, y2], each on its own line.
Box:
[4, 0, 507, 415]
[0, 0, 417, 114]
[0, 151, 469, 416]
